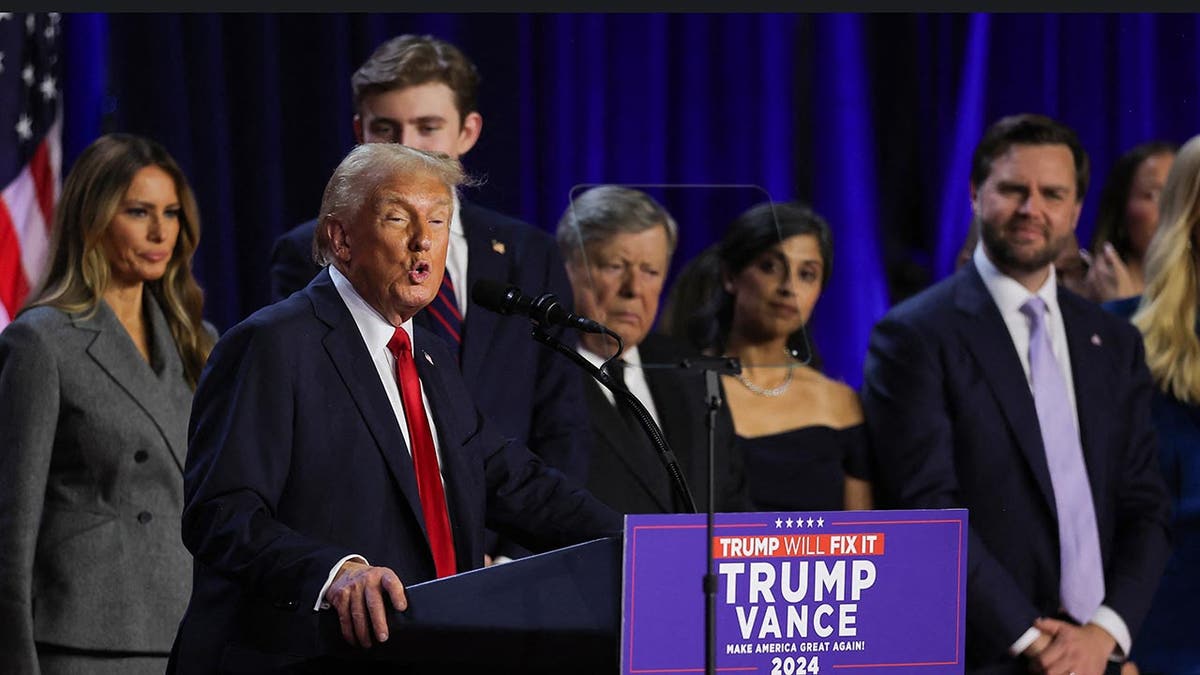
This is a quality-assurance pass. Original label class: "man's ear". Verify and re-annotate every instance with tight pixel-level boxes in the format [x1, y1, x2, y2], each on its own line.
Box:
[455, 111, 483, 158]
[327, 218, 352, 262]
[1069, 199, 1083, 233]
[564, 256, 582, 286]
[352, 114, 365, 145]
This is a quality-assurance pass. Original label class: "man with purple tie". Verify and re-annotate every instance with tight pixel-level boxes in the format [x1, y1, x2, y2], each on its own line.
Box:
[862, 114, 1171, 675]
[269, 35, 589, 563]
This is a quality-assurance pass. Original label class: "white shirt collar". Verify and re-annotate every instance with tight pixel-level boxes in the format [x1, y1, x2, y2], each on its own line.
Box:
[328, 264, 414, 357]
[972, 240, 1061, 319]
[577, 343, 642, 370]
[450, 191, 466, 238]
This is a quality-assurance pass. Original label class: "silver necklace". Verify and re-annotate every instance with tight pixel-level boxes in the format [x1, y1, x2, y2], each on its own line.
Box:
[733, 348, 797, 397]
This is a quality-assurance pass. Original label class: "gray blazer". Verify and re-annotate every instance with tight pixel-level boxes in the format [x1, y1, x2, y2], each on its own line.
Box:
[0, 296, 193, 672]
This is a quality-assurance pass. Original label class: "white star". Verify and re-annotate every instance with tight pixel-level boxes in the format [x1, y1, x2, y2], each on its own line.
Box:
[22, 64, 33, 85]
[44, 23, 56, 40]
[49, 12, 60, 24]
[39, 74, 56, 101]
[806, 517, 815, 528]
[816, 517, 824, 528]
[25, 13, 34, 34]
[15, 114, 32, 141]
[0, 13, 14, 21]
[774, 518, 782, 529]
[785, 517, 794, 528]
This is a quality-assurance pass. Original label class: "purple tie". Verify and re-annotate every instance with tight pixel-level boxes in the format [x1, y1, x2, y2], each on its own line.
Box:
[1020, 297, 1105, 623]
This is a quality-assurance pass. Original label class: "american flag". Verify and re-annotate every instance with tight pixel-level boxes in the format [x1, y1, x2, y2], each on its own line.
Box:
[0, 12, 61, 331]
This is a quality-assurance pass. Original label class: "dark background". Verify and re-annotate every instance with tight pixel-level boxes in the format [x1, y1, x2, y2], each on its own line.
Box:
[58, 12, 1200, 386]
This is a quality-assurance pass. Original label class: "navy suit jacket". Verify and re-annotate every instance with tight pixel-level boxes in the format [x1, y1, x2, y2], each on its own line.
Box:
[862, 261, 1171, 674]
[582, 333, 750, 515]
[269, 201, 589, 488]
[170, 270, 620, 673]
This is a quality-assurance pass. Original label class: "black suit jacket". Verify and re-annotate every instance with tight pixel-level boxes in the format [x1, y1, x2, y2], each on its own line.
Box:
[861, 261, 1171, 674]
[583, 333, 750, 515]
[170, 270, 621, 673]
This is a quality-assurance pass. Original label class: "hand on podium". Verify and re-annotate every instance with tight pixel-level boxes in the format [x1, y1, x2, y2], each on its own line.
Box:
[327, 560, 408, 648]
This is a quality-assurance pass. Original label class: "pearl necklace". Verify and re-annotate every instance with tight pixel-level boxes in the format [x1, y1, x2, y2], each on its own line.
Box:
[732, 348, 797, 398]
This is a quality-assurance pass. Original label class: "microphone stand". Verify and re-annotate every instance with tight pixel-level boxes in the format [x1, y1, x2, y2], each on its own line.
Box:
[706, 369, 719, 675]
[673, 356, 740, 675]
[529, 324, 699, 515]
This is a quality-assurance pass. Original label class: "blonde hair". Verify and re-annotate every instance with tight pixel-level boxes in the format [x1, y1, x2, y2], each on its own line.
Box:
[1132, 133, 1200, 404]
[24, 133, 213, 388]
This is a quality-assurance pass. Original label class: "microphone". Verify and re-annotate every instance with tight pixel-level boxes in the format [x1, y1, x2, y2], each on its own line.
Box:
[471, 279, 609, 334]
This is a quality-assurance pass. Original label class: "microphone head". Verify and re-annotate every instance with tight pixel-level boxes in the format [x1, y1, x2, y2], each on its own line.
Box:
[530, 293, 568, 325]
[471, 279, 521, 315]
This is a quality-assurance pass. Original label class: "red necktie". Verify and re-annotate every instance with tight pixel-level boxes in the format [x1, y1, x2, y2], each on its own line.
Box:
[387, 327, 457, 578]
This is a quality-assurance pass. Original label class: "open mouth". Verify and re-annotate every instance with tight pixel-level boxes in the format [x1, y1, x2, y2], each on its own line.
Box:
[410, 260, 431, 283]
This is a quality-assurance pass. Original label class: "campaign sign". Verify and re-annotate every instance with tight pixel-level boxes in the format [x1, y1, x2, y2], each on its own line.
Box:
[622, 509, 966, 674]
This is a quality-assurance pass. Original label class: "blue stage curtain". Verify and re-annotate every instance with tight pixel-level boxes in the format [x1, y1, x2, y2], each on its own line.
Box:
[58, 13, 1200, 388]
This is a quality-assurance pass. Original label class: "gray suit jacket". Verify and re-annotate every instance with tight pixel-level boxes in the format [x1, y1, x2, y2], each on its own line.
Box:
[0, 296, 193, 672]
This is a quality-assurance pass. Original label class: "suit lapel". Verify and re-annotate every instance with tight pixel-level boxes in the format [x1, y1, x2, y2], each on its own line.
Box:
[309, 275, 428, 539]
[954, 264, 1057, 513]
[641, 347, 698, 467]
[460, 202, 507, 384]
[76, 297, 188, 471]
[1059, 291, 1113, 510]
[585, 378, 673, 512]
[643, 365, 698, 512]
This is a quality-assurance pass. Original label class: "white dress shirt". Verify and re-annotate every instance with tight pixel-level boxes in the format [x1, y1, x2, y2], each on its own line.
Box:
[973, 244, 1131, 658]
[446, 193, 469, 318]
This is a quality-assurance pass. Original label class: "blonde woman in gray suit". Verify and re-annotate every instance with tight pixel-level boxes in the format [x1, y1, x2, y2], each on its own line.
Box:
[0, 133, 214, 674]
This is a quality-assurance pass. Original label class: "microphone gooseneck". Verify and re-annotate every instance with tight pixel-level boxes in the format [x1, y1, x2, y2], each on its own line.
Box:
[470, 279, 611, 335]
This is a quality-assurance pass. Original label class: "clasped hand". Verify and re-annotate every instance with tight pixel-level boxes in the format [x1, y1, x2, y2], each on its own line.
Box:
[1023, 618, 1116, 675]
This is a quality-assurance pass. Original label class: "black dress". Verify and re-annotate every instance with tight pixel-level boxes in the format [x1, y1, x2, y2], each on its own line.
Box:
[738, 424, 870, 511]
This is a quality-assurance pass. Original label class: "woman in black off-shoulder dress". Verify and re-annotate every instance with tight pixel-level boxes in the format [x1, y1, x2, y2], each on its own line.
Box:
[661, 201, 872, 512]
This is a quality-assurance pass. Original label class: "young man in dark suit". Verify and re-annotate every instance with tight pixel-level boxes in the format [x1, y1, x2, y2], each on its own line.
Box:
[269, 35, 589, 562]
[862, 114, 1171, 675]
[172, 143, 621, 674]
[556, 185, 750, 515]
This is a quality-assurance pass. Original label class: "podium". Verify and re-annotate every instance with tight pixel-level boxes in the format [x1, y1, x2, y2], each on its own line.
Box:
[278, 509, 965, 674]
[307, 536, 622, 673]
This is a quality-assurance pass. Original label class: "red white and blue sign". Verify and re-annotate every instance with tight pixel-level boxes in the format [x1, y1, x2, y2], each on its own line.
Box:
[622, 509, 967, 674]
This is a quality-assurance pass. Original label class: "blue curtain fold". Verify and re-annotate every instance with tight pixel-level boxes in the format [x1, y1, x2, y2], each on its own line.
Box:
[58, 12, 1200, 388]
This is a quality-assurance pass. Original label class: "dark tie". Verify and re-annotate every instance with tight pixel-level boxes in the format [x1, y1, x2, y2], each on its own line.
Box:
[1020, 297, 1104, 622]
[604, 359, 640, 431]
[425, 269, 463, 358]
[604, 359, 676, 510]
[387, 327, 457, 578]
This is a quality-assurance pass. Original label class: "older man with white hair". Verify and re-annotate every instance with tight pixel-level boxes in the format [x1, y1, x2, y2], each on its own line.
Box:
[170, 143, 621, 673]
